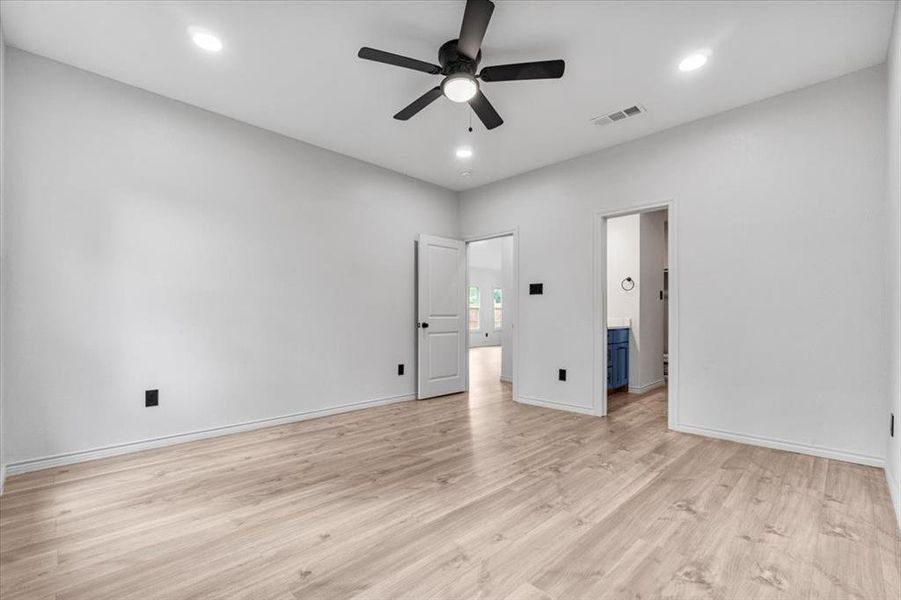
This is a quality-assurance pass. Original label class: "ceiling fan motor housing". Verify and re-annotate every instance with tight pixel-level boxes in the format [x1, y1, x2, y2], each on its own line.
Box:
[439, 39, 481, 76]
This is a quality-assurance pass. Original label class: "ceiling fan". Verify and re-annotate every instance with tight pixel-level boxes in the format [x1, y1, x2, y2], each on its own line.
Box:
[357, 0, 565, 130]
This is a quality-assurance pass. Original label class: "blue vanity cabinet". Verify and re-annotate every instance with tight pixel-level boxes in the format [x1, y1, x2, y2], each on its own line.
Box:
[607, 328, 629, 389]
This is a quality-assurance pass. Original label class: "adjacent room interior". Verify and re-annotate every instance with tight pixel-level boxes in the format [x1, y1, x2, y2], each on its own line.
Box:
[0, 1, 899, 598]
[467, 235, 514, 391]
[605, 208, 669, 415]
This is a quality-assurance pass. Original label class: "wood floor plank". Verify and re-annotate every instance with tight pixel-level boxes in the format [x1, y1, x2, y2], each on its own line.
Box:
[0, 347, 897, 599]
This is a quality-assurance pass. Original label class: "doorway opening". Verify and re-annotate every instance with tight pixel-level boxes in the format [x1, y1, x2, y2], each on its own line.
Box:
[466, 235, 514, 397]
[416, 231, 516, 401]
[598, 205, 674, 421]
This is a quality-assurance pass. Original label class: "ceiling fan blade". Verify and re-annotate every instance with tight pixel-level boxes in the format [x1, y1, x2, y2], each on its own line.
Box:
[358, 47, 441, 75]
[394, 87, 444, 121]
[468, 89, 503, 130]
[457, 0, 495, 61]
[480, 60, 565, 82]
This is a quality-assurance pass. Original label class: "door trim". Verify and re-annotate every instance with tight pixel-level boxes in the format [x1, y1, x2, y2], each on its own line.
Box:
[594, 200, 677, 428]
[464, 228, 519, 401]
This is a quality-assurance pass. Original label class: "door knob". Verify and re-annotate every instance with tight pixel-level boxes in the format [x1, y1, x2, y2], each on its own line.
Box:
[419, 322, 430, 329]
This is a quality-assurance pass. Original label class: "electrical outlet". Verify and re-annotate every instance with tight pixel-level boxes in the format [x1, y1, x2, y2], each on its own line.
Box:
[529, 283, 544, 295]
[145, 389, 159, 407]
[558, 369, 566, 382]
[397, 363, 404, 376]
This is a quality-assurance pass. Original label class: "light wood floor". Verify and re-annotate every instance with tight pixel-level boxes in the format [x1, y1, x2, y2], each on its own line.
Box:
[1, 346, 898, 599]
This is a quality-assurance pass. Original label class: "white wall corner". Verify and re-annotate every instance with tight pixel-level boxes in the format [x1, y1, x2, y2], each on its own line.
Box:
[0, 16, 8, 496]
[673, 422, 885, 468]
[628, 379, 666, 395]
[516, 395, 596, 416]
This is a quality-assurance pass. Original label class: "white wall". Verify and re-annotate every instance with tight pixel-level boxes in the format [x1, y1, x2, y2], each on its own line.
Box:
[606, 215, 640, 330]
[0, 21, 7, 491]
[460, 65, 888, 466]
[885, 0, 901, 524]
[2, 50, 459, 469]
[636, 210, 666, 391]
[606, 214, 640, 384]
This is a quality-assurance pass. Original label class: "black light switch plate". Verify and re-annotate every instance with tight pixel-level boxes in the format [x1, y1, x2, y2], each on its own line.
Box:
[558, 369, 566, 382]
[145, 389, 159, 407]
[397, 364, 404, 376]
[530, 283, 544, 295]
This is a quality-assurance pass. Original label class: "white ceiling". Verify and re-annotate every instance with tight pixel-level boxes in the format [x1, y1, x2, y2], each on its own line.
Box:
[1, 1, 895, 191]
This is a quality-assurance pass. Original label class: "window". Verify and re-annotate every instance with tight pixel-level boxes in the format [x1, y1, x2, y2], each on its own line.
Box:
[468, 286, 480, 331]
[493, 288, 503, 330]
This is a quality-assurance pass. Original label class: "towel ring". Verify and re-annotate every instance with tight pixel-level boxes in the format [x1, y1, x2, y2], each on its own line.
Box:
[621, 277, 635, 291]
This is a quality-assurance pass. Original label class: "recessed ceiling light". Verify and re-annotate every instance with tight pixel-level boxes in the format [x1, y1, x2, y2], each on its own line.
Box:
[456, 147, 473, 159]
[190, 27, 223, 53]
[442, 74, 478, 103]
[678, 51, 709, 72]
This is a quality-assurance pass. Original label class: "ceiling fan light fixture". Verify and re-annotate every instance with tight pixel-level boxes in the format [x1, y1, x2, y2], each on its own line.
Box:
[442, 74, 478, 103]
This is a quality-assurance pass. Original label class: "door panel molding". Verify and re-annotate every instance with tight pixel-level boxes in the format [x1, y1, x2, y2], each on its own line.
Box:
[417, 234, 467, 399]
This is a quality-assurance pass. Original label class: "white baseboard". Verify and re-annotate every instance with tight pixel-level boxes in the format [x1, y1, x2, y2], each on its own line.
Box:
[887, 466, 901, 532]
[499, 375, 512, 383]
[516, 395, 597, 416]
[628, 379, 666, 394]
[673, 422, 884, 468]
[5, 393, 415, 476]
[0, 463, 6, 496]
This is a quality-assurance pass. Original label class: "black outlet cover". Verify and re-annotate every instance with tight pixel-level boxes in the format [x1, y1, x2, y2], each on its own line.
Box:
[529, 283, 544, 295]
[397, 363, 404, 376]
[145, 389, 159, 407]
[558, 369, 566, 382]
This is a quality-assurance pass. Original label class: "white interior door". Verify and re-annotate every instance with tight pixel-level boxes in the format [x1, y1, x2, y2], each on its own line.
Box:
[417, 234, 466, 399]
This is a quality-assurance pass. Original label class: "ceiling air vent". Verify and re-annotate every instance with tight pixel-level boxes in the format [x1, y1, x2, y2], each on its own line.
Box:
[591, 104, 645, 127]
